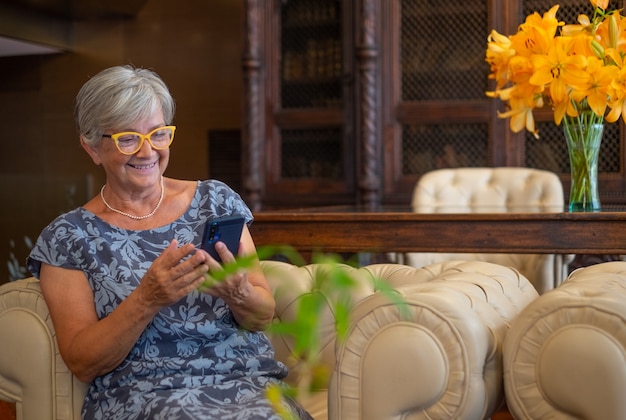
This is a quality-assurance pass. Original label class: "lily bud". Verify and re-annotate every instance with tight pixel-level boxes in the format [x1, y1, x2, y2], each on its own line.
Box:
[590, 39, 605, 58]
[609, 13, 619, 49]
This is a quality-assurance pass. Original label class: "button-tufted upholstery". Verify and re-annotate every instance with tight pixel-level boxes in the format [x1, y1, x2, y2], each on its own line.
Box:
[325, 260, 538, 420]
[401, 167, 566, 294]
[0, 260, 538, 420]
[503, 261, 626, 420]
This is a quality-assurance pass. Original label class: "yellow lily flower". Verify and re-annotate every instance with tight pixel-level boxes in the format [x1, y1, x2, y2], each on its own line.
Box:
[606, 65, 626, 122]
[497, 85, 542, 137]
[529, 37, 588, 104]
[509, 5, 562, 57]
[562, 13, 591, 38]
[570, 56, 617, 117]
[486, 30, 516, 89]
[590, 0, 609, 10]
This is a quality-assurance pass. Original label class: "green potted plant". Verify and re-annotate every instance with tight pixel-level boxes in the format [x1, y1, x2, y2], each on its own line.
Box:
[204, 245, 407, 419]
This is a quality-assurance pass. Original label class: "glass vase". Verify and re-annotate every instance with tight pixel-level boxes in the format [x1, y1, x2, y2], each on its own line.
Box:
[563, 120, 603, 212]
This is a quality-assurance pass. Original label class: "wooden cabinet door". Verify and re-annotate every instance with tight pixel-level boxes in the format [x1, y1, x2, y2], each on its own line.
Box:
[380, 0, 507, 204]
[242, 0, 354, 210]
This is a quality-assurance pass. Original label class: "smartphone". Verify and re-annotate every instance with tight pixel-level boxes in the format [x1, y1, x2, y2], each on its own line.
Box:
[201, 215, 245, 262]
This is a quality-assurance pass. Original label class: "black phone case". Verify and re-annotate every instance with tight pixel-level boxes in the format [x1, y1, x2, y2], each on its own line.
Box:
[201, 215, 245, 262]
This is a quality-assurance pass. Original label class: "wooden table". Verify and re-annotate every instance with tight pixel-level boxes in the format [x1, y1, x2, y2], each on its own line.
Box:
[250, 205, 626, 255]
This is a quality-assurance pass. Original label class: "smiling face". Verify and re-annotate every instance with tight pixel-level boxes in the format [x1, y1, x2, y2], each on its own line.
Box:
[82, 104, 169, 196]
[75, 66, 176, 202]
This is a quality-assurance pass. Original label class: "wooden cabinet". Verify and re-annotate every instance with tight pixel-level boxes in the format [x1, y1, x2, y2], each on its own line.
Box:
[242, 0, 626, 210]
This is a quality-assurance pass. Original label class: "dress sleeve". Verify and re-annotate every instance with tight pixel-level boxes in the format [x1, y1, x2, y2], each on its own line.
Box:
[26, 210, 91, 278]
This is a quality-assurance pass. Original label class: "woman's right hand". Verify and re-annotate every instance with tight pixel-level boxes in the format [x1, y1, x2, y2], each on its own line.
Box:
[136, 239, 209, 309]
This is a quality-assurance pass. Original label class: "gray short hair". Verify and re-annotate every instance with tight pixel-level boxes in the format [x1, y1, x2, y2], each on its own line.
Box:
[75, 65, 176, 146]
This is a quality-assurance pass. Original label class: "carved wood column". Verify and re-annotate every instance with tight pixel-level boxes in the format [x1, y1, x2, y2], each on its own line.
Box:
[241, 0, 263, 211]
[355, 0, 381, 207]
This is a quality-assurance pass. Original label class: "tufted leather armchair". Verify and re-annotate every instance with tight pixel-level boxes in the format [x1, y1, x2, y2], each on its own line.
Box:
[0, 260, 537, 420]
[400, 167, 567, 294]
[504, 261, 626, 420]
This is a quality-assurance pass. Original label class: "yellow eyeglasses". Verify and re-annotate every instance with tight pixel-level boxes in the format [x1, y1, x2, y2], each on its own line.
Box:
[102, 126, 176, 155]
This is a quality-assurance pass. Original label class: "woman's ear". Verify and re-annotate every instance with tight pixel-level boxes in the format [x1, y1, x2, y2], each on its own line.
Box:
[80, 136, 102, 165]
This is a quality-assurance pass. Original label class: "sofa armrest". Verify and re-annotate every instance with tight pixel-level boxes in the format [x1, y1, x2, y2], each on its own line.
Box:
[330, 260, 538, 420]
[504, 261, 626, 420]
[0, 278, 88, 420]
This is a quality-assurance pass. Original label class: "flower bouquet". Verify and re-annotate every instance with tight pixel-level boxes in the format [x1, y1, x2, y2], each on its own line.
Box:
[485, 0, 626, 211]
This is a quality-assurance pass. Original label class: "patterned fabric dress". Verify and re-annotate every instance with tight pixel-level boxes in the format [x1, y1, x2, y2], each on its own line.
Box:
[27, 180, 311, 420]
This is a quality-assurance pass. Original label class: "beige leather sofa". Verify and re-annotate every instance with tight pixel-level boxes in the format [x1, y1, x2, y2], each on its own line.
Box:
[402, 167, 567, 294]
[504, 261, 626, 420]
[0, 260, 537, 420]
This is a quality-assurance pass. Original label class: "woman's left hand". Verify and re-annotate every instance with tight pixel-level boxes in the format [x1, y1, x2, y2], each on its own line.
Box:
[201, 242, 252, 304]
[197, 226, 276, 331]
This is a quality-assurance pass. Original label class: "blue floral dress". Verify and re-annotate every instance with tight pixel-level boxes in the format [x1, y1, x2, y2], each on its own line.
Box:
[27, 180, 310, 420]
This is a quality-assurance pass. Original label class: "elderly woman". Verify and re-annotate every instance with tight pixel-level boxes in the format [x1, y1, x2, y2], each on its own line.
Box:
[27, 65, 311, 419]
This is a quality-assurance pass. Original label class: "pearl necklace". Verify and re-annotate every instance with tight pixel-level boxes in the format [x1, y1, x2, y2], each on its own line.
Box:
[100, 177, 165, 220]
